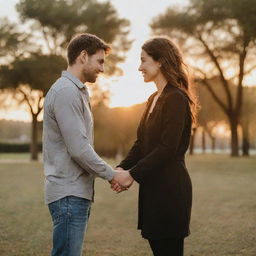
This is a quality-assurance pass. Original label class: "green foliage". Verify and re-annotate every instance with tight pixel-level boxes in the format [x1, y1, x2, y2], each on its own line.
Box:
[0, 54, 66, 95]
[152, 0, 256, 59]
[0, 0, 131, 160]
[0, 0, 131, 94]
[17, 0, 129, 43]
[191, 0, 256, 37]
[0, 18, 31, 60]
[16, 0, 131, 74]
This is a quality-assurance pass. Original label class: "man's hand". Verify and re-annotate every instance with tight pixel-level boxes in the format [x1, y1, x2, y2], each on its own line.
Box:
[111, 170, 134, 192]
[115, 167, 125, 171]
[109, 178, 123, 193]
[109, 167, 128, 193]
[109, 167, 126, 192]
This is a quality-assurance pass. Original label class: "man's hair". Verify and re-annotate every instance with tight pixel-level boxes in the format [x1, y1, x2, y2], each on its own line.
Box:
[67, 33, 111, 65]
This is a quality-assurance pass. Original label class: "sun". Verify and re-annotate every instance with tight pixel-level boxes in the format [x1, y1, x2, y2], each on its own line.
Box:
[98, 75, 156, 108]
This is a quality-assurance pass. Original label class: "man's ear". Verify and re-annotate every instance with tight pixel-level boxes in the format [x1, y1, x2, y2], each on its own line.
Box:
[79, 50, 88, 64]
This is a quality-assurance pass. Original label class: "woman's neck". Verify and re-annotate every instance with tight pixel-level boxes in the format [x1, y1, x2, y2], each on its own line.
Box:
[154, 74, 168, 96]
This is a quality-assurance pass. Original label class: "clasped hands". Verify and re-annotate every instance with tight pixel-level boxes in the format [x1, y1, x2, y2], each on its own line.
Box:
[110, 167, 134, 193]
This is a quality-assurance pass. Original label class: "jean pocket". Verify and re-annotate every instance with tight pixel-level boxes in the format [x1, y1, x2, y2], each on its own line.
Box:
[69, 197, 91, 219]
[48, 201, 61, 225]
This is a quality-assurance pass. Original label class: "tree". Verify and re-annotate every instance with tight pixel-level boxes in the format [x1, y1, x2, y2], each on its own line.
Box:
[0, 17, 31, 61]
[151, 0, 256, 156]
[0, 0, 130, 160]
[197, 78, 227, 153]
[241, 86, 256, 156]
[0, 53, 66, 159]
[16, 0, 131, 75]
[93, 103, 144, 158]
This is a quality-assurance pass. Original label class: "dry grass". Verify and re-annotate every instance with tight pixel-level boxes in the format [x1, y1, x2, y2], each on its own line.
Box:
[0, 155, 255, 255]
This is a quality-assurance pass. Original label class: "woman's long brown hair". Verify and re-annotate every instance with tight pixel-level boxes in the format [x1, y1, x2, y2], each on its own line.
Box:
[142, 36, 198, 125]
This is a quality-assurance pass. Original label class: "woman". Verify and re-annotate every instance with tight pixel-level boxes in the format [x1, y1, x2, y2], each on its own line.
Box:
[113, 36, 197, 256]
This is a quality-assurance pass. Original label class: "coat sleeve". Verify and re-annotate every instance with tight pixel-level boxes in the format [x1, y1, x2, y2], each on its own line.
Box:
[116, 93, 156, 170]
[129, 91, 188, 184]
[116, 138, 142, 170]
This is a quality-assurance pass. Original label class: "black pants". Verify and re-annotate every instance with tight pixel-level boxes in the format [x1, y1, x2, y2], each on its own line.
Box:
[148, 237, 184, 256]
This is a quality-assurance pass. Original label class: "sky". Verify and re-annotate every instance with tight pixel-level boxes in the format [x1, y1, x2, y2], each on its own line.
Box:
[104, 0, 189, 107]
[0, 0, 190, 121]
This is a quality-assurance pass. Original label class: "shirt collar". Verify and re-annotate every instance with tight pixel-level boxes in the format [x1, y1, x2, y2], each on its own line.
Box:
[61, 70, 86, 89]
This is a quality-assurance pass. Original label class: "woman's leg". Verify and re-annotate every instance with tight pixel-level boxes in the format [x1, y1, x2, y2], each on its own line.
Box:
[148, 237, 184, 256]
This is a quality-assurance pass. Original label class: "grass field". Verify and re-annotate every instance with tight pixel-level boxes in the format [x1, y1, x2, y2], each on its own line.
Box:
[0, 155, 255, 256]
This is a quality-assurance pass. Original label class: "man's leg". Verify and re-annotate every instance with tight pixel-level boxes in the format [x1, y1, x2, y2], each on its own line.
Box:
[48, 196, 91, 256]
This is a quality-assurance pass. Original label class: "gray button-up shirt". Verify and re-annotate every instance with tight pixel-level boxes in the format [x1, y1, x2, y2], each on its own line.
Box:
[43, 71, 115, 204]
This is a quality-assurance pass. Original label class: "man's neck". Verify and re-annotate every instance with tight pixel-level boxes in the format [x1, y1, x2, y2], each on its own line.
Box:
[67, 66, 86, 83]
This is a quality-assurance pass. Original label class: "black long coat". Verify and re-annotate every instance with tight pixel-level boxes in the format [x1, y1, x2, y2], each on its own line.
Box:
[117, 84, 192, 240]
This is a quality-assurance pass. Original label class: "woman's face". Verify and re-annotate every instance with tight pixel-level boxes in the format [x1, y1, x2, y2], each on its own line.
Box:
[139, 50, 161, 83]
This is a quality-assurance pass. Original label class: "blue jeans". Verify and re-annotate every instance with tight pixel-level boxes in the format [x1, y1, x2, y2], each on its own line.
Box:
[48, 196, 91, 256]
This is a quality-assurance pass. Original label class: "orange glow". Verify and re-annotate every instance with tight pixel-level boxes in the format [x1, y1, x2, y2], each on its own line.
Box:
[213, 123, 230, 137]
[244, 70, 256, 87]
[105, 76, 156, 108]
[0, 109, 31, 122]
[0, 0, 255, 121]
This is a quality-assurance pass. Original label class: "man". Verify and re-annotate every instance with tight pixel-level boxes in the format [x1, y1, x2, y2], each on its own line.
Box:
[43, 33, 132, 256]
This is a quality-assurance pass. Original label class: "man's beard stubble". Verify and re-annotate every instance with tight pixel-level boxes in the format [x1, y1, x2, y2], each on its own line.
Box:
[83, 68, 97, 83]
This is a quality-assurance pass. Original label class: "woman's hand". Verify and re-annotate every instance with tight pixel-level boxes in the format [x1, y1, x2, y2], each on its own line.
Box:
[110, 169, 134, 193]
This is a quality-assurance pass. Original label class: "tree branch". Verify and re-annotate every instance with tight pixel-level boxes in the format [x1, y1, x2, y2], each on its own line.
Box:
[236, 39, 249, 117]
[196, 31, 234, 111]
[244, 64, 256, 76]
[42, 26, 53, 53]
[194, 67, 229, 115]
[37, 94, 44, 115]
[230, 64, 256, 81]
[18, 87, 35, 115]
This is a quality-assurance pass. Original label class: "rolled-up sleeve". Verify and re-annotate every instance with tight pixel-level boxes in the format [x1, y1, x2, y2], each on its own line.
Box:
[53, 87, 115, 181]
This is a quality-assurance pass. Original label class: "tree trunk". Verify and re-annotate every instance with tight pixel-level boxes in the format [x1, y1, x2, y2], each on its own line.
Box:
[229, 117, 239, 157]
[242, 121, 250, 156]
[189, 127, 197, 155]
[211, 136, 215, 153]
[30, 114, 39, 161]
[202, 128, 206, 153]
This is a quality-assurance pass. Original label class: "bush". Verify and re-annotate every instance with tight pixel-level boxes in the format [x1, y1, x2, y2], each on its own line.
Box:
[0, 143, 42, 153]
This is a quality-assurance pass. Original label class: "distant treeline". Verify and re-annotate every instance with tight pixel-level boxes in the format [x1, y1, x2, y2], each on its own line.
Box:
[0, 142, 42, 153]
[0, 103, 145, 157]
[0, 120, 31, 142]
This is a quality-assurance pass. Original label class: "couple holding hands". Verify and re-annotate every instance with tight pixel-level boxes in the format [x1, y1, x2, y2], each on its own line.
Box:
[43, 33, 196, 256]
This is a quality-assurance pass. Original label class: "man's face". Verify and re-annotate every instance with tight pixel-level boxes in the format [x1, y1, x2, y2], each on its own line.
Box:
[83, 49, 105, 83]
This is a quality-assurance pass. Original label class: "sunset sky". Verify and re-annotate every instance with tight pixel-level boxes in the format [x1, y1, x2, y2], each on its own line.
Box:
[0, 0, 191, 121]
[0, 0, 255, 122]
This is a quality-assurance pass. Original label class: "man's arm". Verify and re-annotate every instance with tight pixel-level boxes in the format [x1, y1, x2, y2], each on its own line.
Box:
[53, 87, 114, 181]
